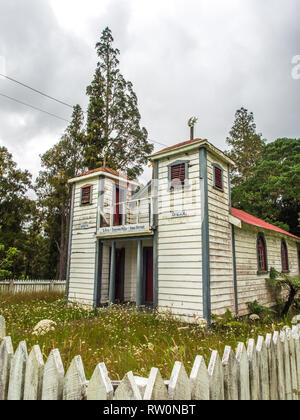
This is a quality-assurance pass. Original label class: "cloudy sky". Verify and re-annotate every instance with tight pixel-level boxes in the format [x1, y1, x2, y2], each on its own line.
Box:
[0, 0, 299, 185]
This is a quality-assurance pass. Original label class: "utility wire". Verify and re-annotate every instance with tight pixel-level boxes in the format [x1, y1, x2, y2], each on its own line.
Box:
[0, 73, 74, 109]
[0, 92, 71, 123]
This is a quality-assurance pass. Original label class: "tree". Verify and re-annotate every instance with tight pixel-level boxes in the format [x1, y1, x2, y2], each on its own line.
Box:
[36, 105, 86, 279]
[84, 27, 153, 178]
[226, 107, 265, 186]
[267, 268, 300, 316]
[231, 138, 300, 236]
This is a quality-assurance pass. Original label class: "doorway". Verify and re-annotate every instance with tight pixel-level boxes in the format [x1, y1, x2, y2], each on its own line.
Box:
[115, 248, 125, 302]
[143, 247, 153, 305]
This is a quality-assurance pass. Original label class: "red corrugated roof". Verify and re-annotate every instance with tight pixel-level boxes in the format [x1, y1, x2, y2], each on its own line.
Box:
[75, 166, 132, 180]
[232, 208, 300, 240]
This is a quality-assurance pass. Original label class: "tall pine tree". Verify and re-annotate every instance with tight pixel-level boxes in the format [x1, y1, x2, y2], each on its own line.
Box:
[85, 27, 153, 178]
[36, 105, 86, 279]
[226, 107, 265, 186]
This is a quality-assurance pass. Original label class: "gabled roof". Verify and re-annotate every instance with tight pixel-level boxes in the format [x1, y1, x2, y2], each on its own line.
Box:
[75, 166, 132, 180]
[149, 138, 235, 166]
[232, 208, 300, 240]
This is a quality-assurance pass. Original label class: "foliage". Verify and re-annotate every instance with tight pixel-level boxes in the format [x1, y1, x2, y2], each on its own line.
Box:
[1, 293, 297, 380]
[266, 269, 300, 316]
[226, 107, 265, 186]
[246, 300, 276, 316]
[35, 105, 86, 279]
[0, 238, 21, 280]
[231, 137, 300, 236]
[84, 27, 154, 178]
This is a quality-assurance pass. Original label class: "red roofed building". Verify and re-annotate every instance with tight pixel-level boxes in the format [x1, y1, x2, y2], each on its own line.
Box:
[66, 138, 300, 321]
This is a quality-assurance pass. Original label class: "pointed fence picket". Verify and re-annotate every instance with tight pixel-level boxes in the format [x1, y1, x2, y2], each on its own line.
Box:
[0, 319, 299, 400]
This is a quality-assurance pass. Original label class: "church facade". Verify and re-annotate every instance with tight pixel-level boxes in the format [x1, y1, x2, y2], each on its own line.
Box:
[66, 138, 300, 322]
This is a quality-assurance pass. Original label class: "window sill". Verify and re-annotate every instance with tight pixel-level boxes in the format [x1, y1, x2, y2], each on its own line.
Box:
[213, 186, 224, 193]
[257, 270, 269, 275]
[281, 270, 290, 274]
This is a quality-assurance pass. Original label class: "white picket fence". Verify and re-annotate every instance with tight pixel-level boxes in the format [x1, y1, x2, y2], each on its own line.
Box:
[0, 280, 66, 294]
[0, 316, 299, 400]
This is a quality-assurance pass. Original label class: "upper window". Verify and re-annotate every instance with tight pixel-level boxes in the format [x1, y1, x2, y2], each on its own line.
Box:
[257, 233, 268, 272]
[213, 163, 224, 191]
[281, 239, 289, 272]
[168, 160, 189, 190]
[81, 185, 92, 205]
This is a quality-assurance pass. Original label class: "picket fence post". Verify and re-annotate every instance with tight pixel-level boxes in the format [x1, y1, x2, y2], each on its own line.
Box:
[1, 318, 300, 401]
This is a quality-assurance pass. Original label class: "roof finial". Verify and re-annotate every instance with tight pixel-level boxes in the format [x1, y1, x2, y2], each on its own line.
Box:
[188, 117, 198, 140]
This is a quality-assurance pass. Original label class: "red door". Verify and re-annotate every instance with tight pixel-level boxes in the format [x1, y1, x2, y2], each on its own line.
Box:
[115, 249, 125, 302]
[144, 248, 153, 304]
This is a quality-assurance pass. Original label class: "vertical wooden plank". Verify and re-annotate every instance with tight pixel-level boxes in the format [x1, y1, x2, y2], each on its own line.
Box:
[222, 346, 238, 400]
[87, 363, 114, 400]
[24, 345, 44, 400]
[280, 330, 292, 400]
[0, 336, 14, 400]
[272, 331, 285, 400]
[168, 361, 191, 400]
[256, 336, 269, 400]
[7, 341, 28, 400]
[285, 328, 298, 400]
[63, 355, 87, 400]
[247, 338, 260, 400]
[190, 355, 210, 400]
[292, 326, 300, 397]
[265, 333, 278, 400]
[236, 343, 250, 400]
[0, 316, 6, 339]
[208, 351, 224, 400]
[143, 367, 169, 400]
[114, 371, 142, 400]
[42, 349, 65, 400]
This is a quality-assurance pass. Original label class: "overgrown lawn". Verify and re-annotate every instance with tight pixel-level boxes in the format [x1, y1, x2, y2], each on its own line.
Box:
[0, 291, 297, 380]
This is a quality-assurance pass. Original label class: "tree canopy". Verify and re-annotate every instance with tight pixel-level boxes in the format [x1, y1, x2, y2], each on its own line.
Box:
[84, 27, 153, 179]
[231, 137, 300, 236]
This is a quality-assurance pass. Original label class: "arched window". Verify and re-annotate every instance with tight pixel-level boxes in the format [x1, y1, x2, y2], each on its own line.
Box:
[281, 239, 289, 272]
[257, 233, 267, 272]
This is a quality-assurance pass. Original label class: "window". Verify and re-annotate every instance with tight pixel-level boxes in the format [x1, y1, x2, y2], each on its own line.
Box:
[281, 239, 289, 272]
[81, 185, 92, 205]
[213, 163, 224, 191]
[257, 233, 268, 273]
[168, 160, 189, 190]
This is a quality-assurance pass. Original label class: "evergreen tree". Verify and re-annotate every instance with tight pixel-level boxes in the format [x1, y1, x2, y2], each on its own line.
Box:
[85, 27, 153, 178]
[36, 105, 86, 279]
[226, 107, 265, 186]
[232, 138, 300, 237]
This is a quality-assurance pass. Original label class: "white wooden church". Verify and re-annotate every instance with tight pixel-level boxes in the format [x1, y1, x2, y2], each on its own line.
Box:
[66, 138, 300, 322]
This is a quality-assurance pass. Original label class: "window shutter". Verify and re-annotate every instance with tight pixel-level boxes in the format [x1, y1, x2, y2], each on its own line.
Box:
[170, 163, 186, 184]
[81, 186, 91, 205]
[214, 166, 223, 190]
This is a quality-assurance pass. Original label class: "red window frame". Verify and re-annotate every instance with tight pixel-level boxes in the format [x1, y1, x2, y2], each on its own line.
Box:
[281, 240, 289, 272]
[257, 234, 267, 272]
[81, 185, 92, 205]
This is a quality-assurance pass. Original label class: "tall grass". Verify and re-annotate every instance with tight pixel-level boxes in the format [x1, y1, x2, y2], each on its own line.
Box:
[0, 291, 296, 379]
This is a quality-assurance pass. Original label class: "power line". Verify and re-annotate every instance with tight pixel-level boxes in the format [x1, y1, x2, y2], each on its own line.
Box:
[0, 92, 71, 123]
[0, 89, 168, 147]
[0, 73, 74, 109]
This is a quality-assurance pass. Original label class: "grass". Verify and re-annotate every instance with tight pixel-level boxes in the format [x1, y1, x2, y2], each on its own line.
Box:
[0, 291, 298, 380]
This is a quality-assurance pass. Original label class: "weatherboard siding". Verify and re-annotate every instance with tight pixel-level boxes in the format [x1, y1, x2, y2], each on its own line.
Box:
[156, 150, 204, 320]
[206, 152, 235, 315]
[234, 224, 299, 315]
[68, 176, 99, 306]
